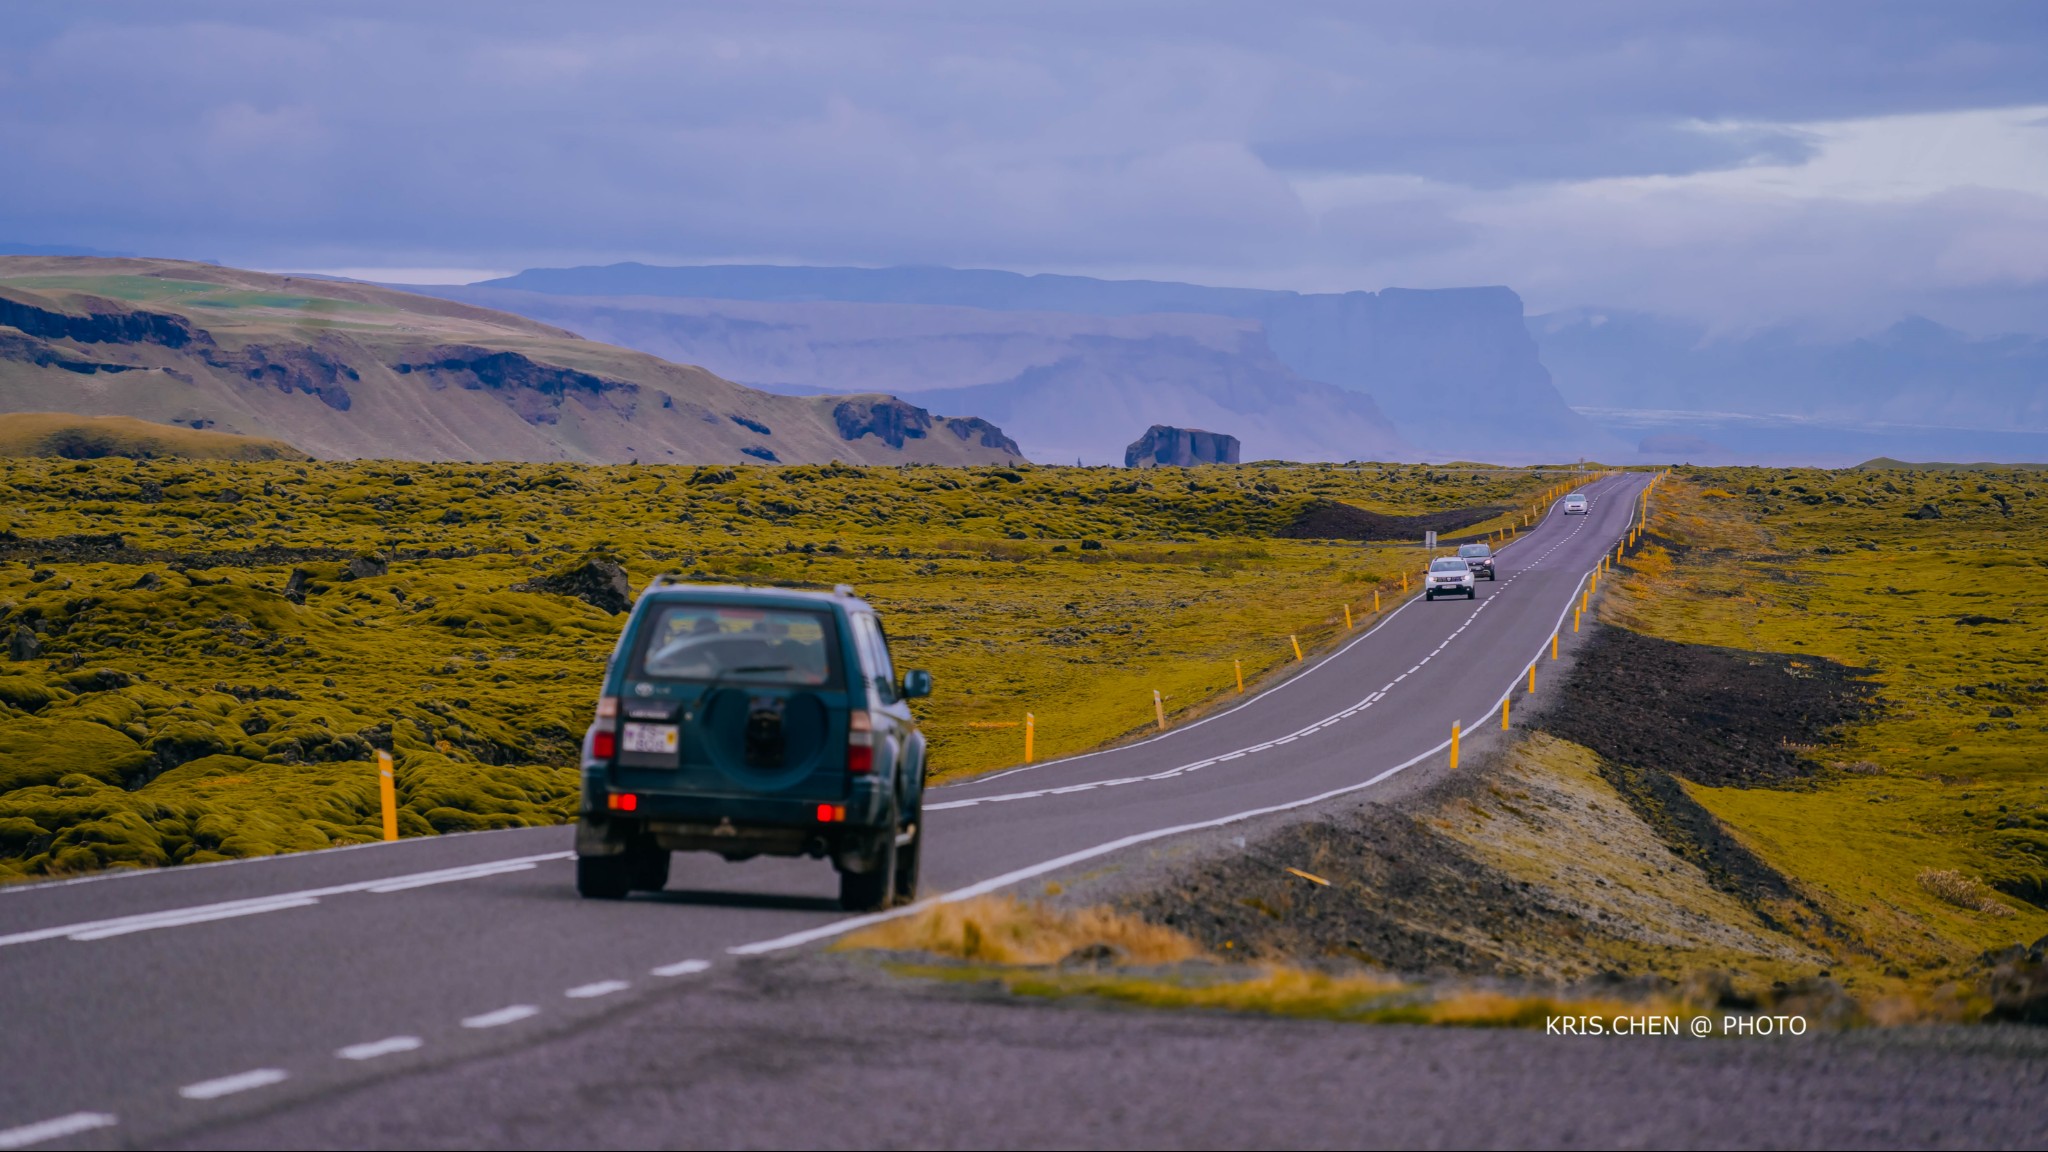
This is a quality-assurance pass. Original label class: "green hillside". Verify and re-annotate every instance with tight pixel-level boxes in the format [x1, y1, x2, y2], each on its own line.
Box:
[0, 412, 307, 461]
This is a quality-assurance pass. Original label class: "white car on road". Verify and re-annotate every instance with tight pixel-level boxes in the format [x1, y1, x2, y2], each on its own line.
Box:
[1563, 492, 1589, 515]
[1425, 556, 1477, 600]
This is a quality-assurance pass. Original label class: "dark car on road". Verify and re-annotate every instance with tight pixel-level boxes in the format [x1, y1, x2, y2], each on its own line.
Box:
[1458, 542, 1497, 580]
[576, 580, 931, 911]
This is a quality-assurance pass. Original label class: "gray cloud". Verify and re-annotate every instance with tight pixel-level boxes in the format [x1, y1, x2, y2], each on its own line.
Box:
[1, 1, 2045, 329]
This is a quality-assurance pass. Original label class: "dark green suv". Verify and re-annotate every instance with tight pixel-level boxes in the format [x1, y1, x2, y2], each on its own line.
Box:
[575, 579, 931, 911]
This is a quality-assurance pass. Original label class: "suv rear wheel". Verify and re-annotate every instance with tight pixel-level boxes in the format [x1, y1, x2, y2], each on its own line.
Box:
[893, 804, 922, 905]
[630, 845, 671, 892]
[838, 813, 899, 912]
[576, 853, 632, 900]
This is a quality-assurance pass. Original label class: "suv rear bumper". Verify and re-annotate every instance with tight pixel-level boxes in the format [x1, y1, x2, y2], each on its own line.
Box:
[577, 768, 891, 860]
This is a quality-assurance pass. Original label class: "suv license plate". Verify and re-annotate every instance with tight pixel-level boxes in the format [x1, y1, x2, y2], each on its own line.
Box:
[622, 723, 679, 754]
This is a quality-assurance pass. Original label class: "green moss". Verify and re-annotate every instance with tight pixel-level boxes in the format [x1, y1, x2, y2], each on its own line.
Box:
[1603, 470, 2048, 969]
[0, 717, 149, 791]
[0, 455, 1566, 880]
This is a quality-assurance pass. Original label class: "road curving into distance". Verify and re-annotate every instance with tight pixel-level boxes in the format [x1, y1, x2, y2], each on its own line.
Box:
[0, 473, 1651, 1149]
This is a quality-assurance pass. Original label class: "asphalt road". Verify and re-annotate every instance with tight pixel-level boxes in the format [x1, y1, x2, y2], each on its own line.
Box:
[0, 474, 1675, 1149]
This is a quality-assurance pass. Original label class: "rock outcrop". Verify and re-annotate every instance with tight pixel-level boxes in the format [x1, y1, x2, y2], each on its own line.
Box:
[513, 554, 633, 615]
[1126, 425, 1239, 468]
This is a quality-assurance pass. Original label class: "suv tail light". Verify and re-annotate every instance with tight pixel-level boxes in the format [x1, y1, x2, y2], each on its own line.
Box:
[592, 696, 618, 761]
[847, 709, 874, 774]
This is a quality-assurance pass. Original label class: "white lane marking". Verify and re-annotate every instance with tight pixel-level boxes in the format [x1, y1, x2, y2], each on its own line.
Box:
[0, 1113, 117, 1149]
[0, 852, 572, 951]
[733, 735, 1457, 957]
[461, 1005, 539, 1029]
[365, 860, 543, 892]
[337, 1036, 422, 1061]
[565, 980, 629, 999]
[66, 896, 322, 941]
[651, 959, 711, 977]
[178, 1068, 287, 1100]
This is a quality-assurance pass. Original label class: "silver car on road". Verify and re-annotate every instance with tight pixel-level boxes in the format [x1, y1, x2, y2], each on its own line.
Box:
[1425, 555, 1477, 600]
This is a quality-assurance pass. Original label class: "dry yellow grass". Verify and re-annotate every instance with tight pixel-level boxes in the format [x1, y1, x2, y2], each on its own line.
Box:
[838, 895, 1200, 965]
[1916, 869, 2017, 918]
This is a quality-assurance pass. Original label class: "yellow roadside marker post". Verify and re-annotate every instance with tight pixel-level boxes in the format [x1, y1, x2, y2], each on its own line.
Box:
[1024, 713, 1035, 764]
[1450, 722, 1461, 769]
[1402, 572, 1409, 593]
[1551, 632, 1559, 660]
[1344, 604, 1353, 630]
[1290, 634, 1304, 662]
[1153, 689, 1166, 732]
[1528, 663, 1536, 692]
[1502, 697, 1510, 730]
[1574, 607, 1582, 632]
[1234, 659, 1244, 694]
[1374, 589, 1381, 613]
[377, 750, 399, 842]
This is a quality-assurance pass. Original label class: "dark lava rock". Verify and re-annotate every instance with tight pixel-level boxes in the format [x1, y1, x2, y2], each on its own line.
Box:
[1125, 425, 1239, 468]
[130, 571, 162, 590]
[7, 625, 39, 661]
[943, 416, 1021, 452]
[515, 554, 633, 615]
[1906, 503, 1943, 520]
[1538, 628, 1878, 788]
[1983, 935, 2048, 1024]
[832, 396, 933, 448]
[1278, 499, 1509, 543]
[346, 553, 389, 580]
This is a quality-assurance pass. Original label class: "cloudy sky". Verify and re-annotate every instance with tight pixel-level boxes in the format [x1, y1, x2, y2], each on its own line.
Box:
[3, 1, 2046, 331]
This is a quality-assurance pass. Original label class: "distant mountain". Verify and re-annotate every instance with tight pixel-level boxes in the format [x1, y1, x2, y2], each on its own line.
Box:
[426, 287, 1407, 463]
[472, 263, 1618, 461]
[1533, 308, 2048, 429]
[0, 257, 1024, 466]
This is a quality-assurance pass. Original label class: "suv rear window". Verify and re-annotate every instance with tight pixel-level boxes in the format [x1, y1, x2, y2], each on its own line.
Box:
[633, 603, 842, 687]
[1458, 544, 1491, 558]
[1430, 557, 1469, 572]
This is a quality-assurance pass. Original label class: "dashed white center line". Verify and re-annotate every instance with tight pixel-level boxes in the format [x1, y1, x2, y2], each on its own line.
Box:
[565, 980, 629, 999]
[336, 1036, 422, 1061]
[461, 1005, 539, 1029]
[651, 959, 712, 977]
[0, 1112, 117, 1150]
[178, 1068, 288, 1100]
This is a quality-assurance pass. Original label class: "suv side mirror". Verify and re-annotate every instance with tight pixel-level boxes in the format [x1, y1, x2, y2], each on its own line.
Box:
[900, 669, 933, 699]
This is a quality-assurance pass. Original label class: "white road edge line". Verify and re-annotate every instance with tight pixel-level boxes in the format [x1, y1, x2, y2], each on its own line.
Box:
[732, 736, 1453, 956]
[461, 1005, 540, 1029]
[178, 1068, 288, 1100]
[0, 1113, 117, 1150]
[565, 980, 630, 999]
[337, 1035, 423, 1061]
[731, 474, 1651, 959]
[651, 959, 711, 977]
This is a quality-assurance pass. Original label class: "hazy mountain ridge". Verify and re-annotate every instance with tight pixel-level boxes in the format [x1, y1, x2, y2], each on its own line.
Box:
[0, 257, 1025, 466]
[425, 286, 1407, 463]
[473, 263, 1616, 461]
[1534, 308, 2048, 430]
